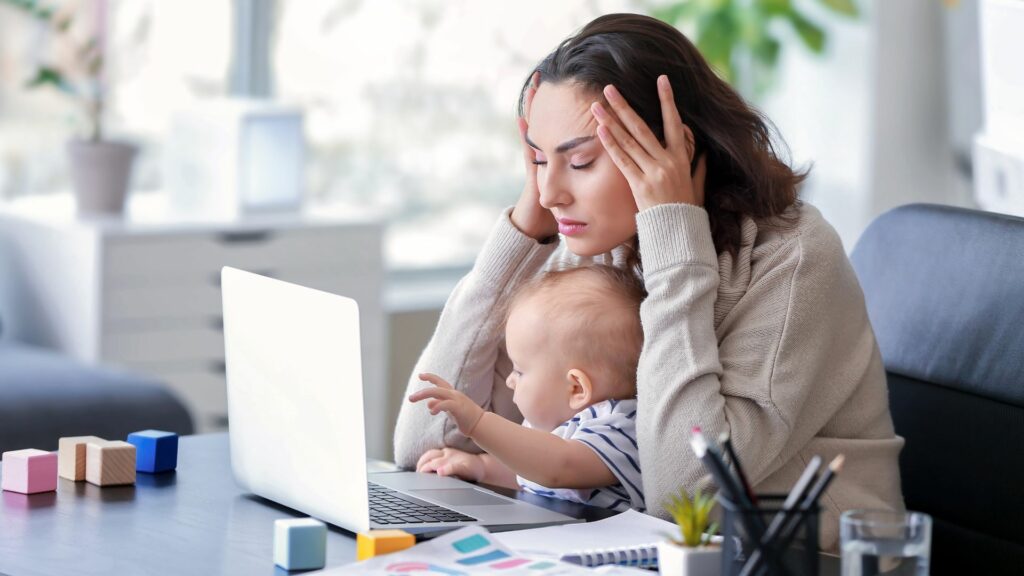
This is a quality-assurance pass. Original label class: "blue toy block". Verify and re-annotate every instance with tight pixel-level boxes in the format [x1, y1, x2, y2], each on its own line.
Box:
[126, 430, 178, 473]
[274, 517, 327, 571]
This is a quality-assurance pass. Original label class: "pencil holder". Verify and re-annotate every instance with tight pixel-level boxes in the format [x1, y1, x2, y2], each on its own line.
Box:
[718, 495, 820, 576]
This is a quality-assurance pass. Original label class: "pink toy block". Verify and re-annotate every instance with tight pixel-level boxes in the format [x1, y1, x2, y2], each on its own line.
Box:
[1, 449, 58, 494]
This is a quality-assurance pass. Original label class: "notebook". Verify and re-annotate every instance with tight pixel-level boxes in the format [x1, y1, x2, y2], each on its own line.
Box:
[494, 509, 688, 569]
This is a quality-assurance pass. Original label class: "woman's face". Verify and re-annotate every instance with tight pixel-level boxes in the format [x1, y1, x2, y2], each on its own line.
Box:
[527, 81, 638, 256]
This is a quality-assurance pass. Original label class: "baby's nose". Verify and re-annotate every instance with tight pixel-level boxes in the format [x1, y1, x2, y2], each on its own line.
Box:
[505, 373, 516, 390]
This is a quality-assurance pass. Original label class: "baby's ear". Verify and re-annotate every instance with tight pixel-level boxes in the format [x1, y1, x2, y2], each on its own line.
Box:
[566, 368, 593, 411]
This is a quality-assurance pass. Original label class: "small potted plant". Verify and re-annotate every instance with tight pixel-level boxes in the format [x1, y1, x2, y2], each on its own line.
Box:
[658, 487, 721, 576]
[3, 0, 137, 215]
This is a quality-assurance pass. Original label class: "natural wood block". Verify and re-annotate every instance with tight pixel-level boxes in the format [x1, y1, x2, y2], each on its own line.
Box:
[85, 441, 136, 486]
[58, 436, 106, 481]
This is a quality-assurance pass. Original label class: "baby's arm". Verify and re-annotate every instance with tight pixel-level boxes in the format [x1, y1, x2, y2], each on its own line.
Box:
[409, 374, 617, 489]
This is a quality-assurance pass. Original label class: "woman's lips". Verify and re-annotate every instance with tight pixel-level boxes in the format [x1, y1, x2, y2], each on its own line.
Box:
[557, 218, 587, 236]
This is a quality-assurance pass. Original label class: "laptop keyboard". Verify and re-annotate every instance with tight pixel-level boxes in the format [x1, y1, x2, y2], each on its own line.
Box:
[368, 482, 477, 525]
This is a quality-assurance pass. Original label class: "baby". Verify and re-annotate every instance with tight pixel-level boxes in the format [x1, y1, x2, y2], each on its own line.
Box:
[409, 264, 646, 512]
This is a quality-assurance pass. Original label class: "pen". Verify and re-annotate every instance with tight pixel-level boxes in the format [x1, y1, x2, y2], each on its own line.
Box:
[719, 431, 757, 505]
[690, 428, 766, 539]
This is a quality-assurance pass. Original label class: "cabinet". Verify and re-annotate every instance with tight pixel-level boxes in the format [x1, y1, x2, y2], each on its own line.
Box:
[0, 194, 389, 458]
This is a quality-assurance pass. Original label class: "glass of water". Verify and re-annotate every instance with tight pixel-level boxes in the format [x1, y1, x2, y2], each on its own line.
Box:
[841, 510, 932, 576]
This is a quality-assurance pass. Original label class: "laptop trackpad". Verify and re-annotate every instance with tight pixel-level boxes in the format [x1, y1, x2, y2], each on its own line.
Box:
[410, 488, 514, 507]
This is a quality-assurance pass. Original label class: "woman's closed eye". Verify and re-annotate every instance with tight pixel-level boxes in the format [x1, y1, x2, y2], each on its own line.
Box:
[531, 158, 596, 170]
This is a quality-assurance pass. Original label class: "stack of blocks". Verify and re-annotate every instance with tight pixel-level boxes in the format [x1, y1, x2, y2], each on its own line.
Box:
[274, 517, 328, 571]
[1, 430, 179, 496]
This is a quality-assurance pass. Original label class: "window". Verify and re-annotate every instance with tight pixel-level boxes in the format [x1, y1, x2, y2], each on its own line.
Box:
[272, 0, 638, 269]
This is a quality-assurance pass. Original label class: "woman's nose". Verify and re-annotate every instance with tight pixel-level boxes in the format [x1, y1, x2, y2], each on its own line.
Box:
[538, 170, 570, 209]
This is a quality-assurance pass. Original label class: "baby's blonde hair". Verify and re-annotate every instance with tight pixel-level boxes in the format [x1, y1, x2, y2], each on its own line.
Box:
[506, 264, 646, 395]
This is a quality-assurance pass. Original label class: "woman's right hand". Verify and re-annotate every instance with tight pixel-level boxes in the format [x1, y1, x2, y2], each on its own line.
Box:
[510, 71, 559, 241]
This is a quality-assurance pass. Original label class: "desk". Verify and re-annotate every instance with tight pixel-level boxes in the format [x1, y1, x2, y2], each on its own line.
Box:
[0, 434, 840, 575]
[0, 434, 612, 575]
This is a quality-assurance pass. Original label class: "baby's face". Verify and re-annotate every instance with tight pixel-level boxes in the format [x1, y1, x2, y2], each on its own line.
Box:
[504, 298, 580, 432]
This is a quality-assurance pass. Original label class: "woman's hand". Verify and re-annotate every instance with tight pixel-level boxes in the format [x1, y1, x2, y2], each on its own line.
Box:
[510, 71, 559, 241]
[408, 373, 485, 436]
[416, 447, 486, 483]
[590, 75, 707, 211]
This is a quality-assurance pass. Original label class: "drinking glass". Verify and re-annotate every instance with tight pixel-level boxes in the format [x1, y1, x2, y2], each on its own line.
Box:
[840, 510, 931, 576]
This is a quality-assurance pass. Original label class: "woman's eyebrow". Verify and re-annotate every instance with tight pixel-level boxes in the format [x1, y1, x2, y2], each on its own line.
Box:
[524, 133, 596, 153]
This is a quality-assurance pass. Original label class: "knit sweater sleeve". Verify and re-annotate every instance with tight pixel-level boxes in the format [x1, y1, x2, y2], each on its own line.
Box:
[392, 208, 560, 469]
[635, 202, 867, 517]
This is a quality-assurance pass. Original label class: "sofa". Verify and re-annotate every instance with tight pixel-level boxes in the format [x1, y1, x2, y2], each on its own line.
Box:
[0, 322, 194, 454]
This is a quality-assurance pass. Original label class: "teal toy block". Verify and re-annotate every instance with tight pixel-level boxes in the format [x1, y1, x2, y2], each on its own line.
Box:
[125, 430, 178, 473]
[274, 517, 327, 571]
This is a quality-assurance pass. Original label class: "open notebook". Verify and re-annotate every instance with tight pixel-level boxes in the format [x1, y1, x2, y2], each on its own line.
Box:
[494, 509, 687, 569]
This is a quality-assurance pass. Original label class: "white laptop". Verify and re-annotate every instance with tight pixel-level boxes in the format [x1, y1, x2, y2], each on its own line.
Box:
[221, 267, 580, 534]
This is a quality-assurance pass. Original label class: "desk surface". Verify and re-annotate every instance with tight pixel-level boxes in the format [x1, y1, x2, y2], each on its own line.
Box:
[0, 433, 612, 575]
[1, 433, 840, 576]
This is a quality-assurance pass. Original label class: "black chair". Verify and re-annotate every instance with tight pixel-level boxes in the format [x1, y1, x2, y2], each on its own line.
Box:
[850, 203, 1024, 575]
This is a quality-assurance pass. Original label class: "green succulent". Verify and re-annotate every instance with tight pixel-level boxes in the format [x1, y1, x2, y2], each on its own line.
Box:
[664, 487, 718, 547]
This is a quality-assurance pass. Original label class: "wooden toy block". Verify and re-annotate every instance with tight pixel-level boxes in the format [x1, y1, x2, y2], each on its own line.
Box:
[126, 430, 179, 473]
[274, 517, 327, 570]
[85, 441, 136, 486]
[356, 529, 415, 560]
[58, 436, 106, 481]
[1, 449, 58, 494]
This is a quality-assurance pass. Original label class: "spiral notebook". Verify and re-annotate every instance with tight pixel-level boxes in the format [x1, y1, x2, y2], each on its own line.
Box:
[494, 509, 682, 569]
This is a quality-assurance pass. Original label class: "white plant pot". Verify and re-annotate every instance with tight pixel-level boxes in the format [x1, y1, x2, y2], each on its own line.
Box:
[67, 139, 138, 216]
[657, 541, 721, 576]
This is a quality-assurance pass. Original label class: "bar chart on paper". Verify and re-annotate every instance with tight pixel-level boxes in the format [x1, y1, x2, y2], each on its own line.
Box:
[319, 526, 643, 575]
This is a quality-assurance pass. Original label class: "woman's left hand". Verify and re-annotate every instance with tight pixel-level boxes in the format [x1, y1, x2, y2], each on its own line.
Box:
[591, 75, 707, 211]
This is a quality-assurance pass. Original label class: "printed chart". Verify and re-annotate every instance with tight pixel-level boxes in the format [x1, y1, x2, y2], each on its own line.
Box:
[316, 526, 645, 575]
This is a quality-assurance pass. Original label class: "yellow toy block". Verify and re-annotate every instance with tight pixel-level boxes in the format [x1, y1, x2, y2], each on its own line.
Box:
[356, 529, 415, 560]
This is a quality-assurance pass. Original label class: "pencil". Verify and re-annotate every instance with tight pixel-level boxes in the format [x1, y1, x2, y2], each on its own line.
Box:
[738, 455, 822, 576]
[774, 455, 845, 550]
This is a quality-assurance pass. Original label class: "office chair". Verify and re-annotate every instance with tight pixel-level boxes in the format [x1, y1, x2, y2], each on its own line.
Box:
[850, 203, 1024, 575]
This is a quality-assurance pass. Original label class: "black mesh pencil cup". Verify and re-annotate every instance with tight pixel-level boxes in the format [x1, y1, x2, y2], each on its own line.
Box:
[718, 494, 820, 576]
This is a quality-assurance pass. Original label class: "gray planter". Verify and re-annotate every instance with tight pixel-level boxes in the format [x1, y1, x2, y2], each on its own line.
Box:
[67, 139, 138, 216]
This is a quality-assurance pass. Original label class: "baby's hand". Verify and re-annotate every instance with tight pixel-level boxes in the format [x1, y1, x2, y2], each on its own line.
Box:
[416, 447, 486, 483]
[408, 373, 485, 436]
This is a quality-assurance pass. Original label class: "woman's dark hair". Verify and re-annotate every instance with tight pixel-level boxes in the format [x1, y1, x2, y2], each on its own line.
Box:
[517, 13, 807, 262]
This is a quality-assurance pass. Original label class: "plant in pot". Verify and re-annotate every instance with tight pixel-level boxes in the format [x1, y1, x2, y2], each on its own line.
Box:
[659, 487, 721, 576]
[3, 0, 136, 215]
[648, 0, 860, 98]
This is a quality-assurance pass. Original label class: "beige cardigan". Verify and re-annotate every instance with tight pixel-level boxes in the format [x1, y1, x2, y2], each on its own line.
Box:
[393, 202, 905, 550]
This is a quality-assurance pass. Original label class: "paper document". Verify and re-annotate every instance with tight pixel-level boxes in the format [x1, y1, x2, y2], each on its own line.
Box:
[314, 525, 648, 575]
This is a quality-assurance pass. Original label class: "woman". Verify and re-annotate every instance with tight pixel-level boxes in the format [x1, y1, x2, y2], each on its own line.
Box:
[393, 13, 903, 549]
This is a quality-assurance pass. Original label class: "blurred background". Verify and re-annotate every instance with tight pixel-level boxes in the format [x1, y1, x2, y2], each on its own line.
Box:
[0, 0, 1016, 460]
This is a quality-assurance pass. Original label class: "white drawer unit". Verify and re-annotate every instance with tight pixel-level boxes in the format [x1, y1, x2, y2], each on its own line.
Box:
[0, 194, 390, 457]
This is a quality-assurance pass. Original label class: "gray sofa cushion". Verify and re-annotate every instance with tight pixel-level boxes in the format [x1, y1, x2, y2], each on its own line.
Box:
[0, 343, 194, 454]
